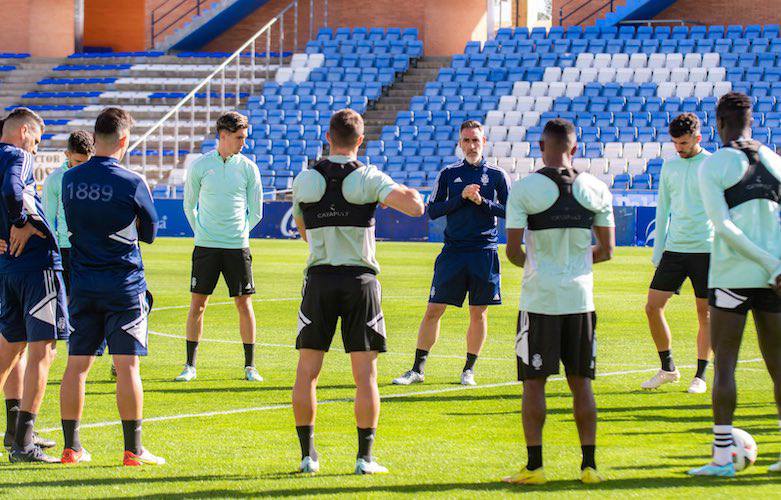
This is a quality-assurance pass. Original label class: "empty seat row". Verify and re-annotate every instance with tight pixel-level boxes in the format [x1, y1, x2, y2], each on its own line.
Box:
[549, 66, 729, 85]
[575, 52, 720, 70]
[492, 25, 779, 42]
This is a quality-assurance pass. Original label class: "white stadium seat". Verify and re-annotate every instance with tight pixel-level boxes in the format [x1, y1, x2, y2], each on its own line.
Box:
[651, 68, 671, 84]
[707, 67, 727, 82]
[487, 125, 507, 142]
[633, 68, 652, 83]
[274, 67, 293, 83]
[530, 81, 549, 97]
[548, 81, 566, 98]
[689, 67, 707, 83]
[597, 67, 616, 84]
[607, 158, 628, 174]
[641, 142, 662, 159]
[562, 67, 581, 83]
[533, 96, 553, 112]
[504, 111, 524, 126]
[515, 158, 534, 173]
[623, 143, 642, 158]
[629, 53, 648, 69]
[576, 53, 594, 68]
[543, 67, 562, 83]
[498, 95, 517, 111]
[713, 80, 732, 98]
[604, 142, 623, 159]
[579, 67, 599, 83]
[292, 67, 311, 83]
[593, 53, 611, 68]
[670, 67, 689, 83]
[507, 126, 526, 142]
[627, 158, 647, 175]
[511, 141, 530, 157]
[515, 96, 534, 112]
[521, 111, 540, 128]
[306, 53, 325, 67]
[565, 81, 585, 98]
[590, 158, 608, 173]
[701, 52, 720, 69]
[290, 53, 308, 68]
[683, 53, 702, 69]
[657, 82, 676, 99]
[596, 172, 613, 186]
[611, 53, 629, 69]
[615, 68, 634, 84]
[661, 142, 677, 158]
[573, 158, 591, 172]
[666, 53, 683, 69]
[498, 157, 516, 172]
[648, 53, 666, 69]
[694, 81, 714, 99]
[485, 111, 504, 126]
[675, 82, 694, 98]
[512, 81, 531, 96]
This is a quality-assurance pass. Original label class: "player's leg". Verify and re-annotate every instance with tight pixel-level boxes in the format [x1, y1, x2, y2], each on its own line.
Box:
[462, 305, 487, 385]
[292, 348, 325, 470]
[643, 288, 681, 389]
[14, 339, 57, 451]
[690, 297, 711, 393]
[751, 306, 781, 472]
[226, 248, 259, 380]
[688, 293, 747, 477]
[178, 246, 221, 380]
[293, 272, 337, 473]
[59, 355, 96, 463]
[351, 351, 387, 474]
[392, 303, 446, 386]
[3, 352, 24, 450]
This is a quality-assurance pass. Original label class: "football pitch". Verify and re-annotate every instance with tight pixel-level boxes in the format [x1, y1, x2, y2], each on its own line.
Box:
[3, 239, 780, 498]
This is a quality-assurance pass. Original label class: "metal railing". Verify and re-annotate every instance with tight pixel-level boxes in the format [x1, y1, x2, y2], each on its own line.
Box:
[152, 0, 209, 48]
[559, 0, 614, 26]
[127, 0, 327, 178]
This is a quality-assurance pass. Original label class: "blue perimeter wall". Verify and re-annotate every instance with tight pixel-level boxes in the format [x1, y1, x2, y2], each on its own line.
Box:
[155, 199, 658, 247]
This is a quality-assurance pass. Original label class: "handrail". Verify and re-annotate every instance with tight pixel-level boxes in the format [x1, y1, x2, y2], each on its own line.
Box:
[127, 0, 326, 179]
[152, 0, 206, 48]
[618, 19, 706, 26]
[573, 0, 614, 27]
[559, 0, 607, 26]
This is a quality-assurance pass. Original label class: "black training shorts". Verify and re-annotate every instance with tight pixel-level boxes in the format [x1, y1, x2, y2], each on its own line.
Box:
[516, 310, 597, 381]
[650, 251, 710, 299]
[190, 246, 255, 297]
[709, 287, 781, 315]
[296, 266, 386, 353]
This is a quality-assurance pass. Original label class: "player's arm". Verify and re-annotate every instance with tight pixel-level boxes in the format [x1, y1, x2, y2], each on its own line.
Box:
[1, 151, 43, 256]
[651, 165, 670, 266]
[698, 161, 781, 281]
[477, 170, 510, 218]
[506, 228, 526, 267]
[182, 162, 201, 230]
[291, 172, 308, 242]
[294, 212, 307, 242]
[134, 180, 159, 244]
[382, 184, 425, 217]
[41, 172, 59, 229]
[246, 163, 263, 229]
[427, 170, 463, 219]
[592, 225, 615, 264]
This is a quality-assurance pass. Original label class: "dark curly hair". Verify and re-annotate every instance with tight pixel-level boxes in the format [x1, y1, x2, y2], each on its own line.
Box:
[67, 130, 94, 156]
[716, 92, 753, 130]
[669, 113, 701, 138]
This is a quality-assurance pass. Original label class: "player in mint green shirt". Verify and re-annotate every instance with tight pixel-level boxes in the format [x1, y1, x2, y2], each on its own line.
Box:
[41, 130, 93, 293]
[290, 109, 424, 475]
[176, 112, 263, 383]
[643, 114, 713, 394]
[503, 119, 614, 486]
[689, 93, 781, 477]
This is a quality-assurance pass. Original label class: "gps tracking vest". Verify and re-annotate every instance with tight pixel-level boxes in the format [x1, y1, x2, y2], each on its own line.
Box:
[299, 159, 377, 229]
[724, 139, 781, 209]
[527, 167, 596, 230]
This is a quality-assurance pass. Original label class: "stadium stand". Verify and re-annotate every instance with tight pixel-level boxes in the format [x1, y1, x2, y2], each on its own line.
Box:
[370, 23, 781, 192]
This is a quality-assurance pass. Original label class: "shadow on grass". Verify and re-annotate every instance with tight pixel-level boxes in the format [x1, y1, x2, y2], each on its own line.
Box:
[0, 474, 253, 490]
[120, 474, 781, 498]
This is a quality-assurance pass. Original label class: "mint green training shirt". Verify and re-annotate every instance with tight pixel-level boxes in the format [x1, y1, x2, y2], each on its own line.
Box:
[652, 150, 713, 266]
[292, 155, 397, 274]
[506, 171, 615, 315]
[699, 144, 781, 289]
[184, 150, 263, 249]
[41, 161, 71, 249]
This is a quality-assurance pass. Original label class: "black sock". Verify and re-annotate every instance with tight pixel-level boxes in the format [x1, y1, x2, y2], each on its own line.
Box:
[13, 411, 36, 449]
[296, 425, 318, 460]
[243, 343, 255, 368]
[186, 340, 199, 367]
[5, 399, 19, 439]
[581, 445, 596, 470]
[695, 359, 709, 379]
[121, 420, 142, 455]
[658, 350, 675, 372]
[62, 419, 81, 451]
[412, 349, 428, 375]
[527, 445, 542, 470]
[357, 427, 376, 462]
[463, 353, 478, 372]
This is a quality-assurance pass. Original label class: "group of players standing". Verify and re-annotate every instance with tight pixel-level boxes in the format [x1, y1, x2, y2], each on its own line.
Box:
[0, 90, 778, 482]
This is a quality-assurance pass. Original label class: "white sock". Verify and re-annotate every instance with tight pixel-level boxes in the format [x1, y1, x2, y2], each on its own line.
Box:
[713, 424, 733, 466]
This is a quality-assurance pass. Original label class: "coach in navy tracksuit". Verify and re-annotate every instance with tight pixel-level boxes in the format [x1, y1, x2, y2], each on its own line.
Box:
[392, 119, 510, 386]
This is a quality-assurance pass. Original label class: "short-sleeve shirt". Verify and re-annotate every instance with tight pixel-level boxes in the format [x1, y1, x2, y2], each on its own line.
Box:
[506, 170, 614, 315]
[698, 144, 781, 289]
[292, 155, 397, 274]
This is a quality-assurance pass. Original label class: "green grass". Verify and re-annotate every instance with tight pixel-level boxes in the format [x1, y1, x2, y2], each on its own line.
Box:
[4, 239, 780, 498]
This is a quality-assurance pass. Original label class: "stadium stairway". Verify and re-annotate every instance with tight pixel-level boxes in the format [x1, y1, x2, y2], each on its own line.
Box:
[360, 56, 451, 150]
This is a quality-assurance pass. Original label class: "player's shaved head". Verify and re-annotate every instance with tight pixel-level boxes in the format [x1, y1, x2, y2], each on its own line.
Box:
[94, 107, 134, 146]
[1, 107, 44, 153]
[328, 108, 364, 149]
[541, 118, 577, 154]
[3, 107, 44, 135]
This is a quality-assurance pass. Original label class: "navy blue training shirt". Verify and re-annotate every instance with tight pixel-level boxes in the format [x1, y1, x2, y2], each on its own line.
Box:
[62, 156, 158, 297]
[428, 158, 510, 251]
[0, 143, 60, 273]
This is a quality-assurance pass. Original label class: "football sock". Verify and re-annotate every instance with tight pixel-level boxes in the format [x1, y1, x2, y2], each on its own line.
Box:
[526, 445, 542, 471]
[658, 350, 675, 372]
[186, 340, 198, 367]
[712, 424, 734, 465]
[296, 425, 318, 460]
[13, 411, 36, 449]
[581, 445, 596, 470]
[243, 343, 255, 368]
[357, 427, 376, 462]
[122, 419, 143, 455]
[695, 359, 709, 380]
[412, 349, 429, 375]
[463, 353, 478, 372]
[5, 399, 19, 439]
[62, 419, 81, 452]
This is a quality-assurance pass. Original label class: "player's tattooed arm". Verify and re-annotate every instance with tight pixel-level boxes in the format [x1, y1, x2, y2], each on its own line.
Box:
[506, 228, 526, 267]
[592, 225, 615, 264]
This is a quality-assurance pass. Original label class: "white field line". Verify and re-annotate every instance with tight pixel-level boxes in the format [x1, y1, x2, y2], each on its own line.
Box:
[37, 358, 764, 434]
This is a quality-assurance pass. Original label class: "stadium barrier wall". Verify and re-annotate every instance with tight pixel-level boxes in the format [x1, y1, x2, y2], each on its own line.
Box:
[154, 200, 655, 246]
